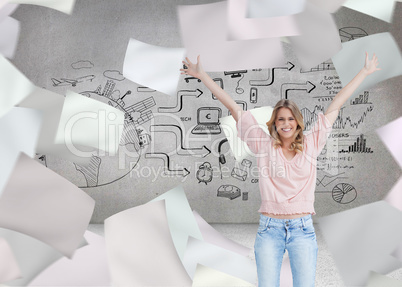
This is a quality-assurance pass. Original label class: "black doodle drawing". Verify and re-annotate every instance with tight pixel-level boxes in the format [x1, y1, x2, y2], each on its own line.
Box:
[137, 87, 156, 92]
[191, 107, 222, 135]
[196, 162, 213, 184]
[218, 138, 229, 179]
[250, 87, 257, 103]
[300, 61, 335, 73]
[184, 76, 201, 83]
[145, 152, 190, 177]
[158, 89, 203, 113]
[316, 172, 347, 187]
[35, 154, 47, 167]
[231, 167, 248, 181]
[249, 62, 294, 86]
[339, 134, 374, 153]
[228, 100, 247, 116]
[109, 90, 131, 108]
[51, 75, 96, 87]
[332, 183, 357, 204]
[281, 81, 316, 100]
[138, 129, 151, 149]
[74, 155, 101, 187]
[241, 159, 252, 168]
[103, 70, 125, 81]
[71, 60, 94, 69]
[125, 97, 156, 125]
[217, 184, 241, 200]
[224, 70, 247, 94]
[339, 27, 368, 42]
[350, 91, 372, 105]
[150, 124, 211, 157]
[332, 106, 374, 129]
[212, 78, 223, 100]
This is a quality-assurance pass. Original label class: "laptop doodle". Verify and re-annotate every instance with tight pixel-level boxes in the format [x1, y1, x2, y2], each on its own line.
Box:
[191, 107, 222, 135]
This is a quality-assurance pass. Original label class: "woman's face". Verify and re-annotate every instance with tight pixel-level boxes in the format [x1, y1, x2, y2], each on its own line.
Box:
[275, 107, 298, 140]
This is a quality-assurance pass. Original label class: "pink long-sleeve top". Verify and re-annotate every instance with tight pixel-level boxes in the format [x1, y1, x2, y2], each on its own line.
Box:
[236, 111, 333, 215]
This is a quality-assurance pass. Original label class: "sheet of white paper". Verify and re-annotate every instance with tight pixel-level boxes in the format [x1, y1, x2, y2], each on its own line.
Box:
[0, 16, 19, 59]
[192, 210, 251, 257]
[0, 228, 63, 286]
[227, 0, 300, 41]
[123, 38, 185, 97]
[307, 0, 347, 13]
[54, 90, 125, 155]
[178, 1, 285, 71]
[0, 55, 36, 118]
[288, 2, 342, 70]
[192, 264, 255, 286]
[182, 237, 257, 284]
[9, 0, 75, 14]
[29, 231, 111, 287]
[0, 152, 95, 258]
[0, 107, 42, 197]
[343, 0, 396, 23]
[0, 237, 21, 284]
[246, 0, 306, 18]
[105, 200, 192, 286]
[332, 33, 402, 99]
[316, 201, 402, 286]
[0, 4, 19, 21]
[366, 271, 402, 287]
[151, 185, 203, 260]
[220, 106, 273, 162]
[376, 116, 402, 169]
[18, 87, 91, 165]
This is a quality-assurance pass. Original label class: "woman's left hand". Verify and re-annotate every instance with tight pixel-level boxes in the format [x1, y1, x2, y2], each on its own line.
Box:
[363, 52, 381, 75]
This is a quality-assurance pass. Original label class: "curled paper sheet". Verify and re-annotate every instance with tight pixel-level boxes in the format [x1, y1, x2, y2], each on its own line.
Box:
[192, 264, 255, 286]
[9, 0, 75, 14]
[54, 90, 125, 156]
[246, 0, 306, 18]
[376, 116, 402, 169]
[0, 228, 63, 286]
[307, 0, 347, 13]
[105, 200, 192, 286]
[0, 107, 42, 197]
[0, 16, 19, 59]
[366, 271, 402, 287]
[182, 236, 257, 284]
[29, 231, 111, 287]
[227, 0, 300, 41]
[0, 152, 95, 258]
[151, 185, 203, 260]
[0, 55, 36, 118]
[220, 106, 273, 162]
[177, 1, 285, 71]
[316, 201, 402, 286]
[192, 210, 251, 257]
[18, 87, 91, 165]
[343, 0, 397, 23]
[0, 4, 19, 21]
[332, 33, 402, 98]
[288, 2, 341, 70]
[123, 38, 185, 97]
[0, 237, 21, 284]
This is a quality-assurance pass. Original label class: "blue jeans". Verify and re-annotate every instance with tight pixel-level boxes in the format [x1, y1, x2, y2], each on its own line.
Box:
[254, 214, 318, 287]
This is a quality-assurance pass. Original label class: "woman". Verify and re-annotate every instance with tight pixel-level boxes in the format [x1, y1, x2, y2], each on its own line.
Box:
[181, 53, 380, 286]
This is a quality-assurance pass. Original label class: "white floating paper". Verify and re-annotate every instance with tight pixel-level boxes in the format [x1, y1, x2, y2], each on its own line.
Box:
[343, 0, 396, 23]
[227, 0, 300, 41]
[307, 0, 347, 13]
[0, 4, 19, 21]
[55, 90, 125, 155]
[9, 0, 75, 14]
[0, 152, 95, 258]
[192, 264, 255, 286]
[0, 237, 21, 284]
[151, 186, 203, 259]
[0, 16, 19, 59]
[123, 38, 185, 97]
[376, 116, 402, 169]
[246, 0, 306, 18]
[178, 1, 285, 71]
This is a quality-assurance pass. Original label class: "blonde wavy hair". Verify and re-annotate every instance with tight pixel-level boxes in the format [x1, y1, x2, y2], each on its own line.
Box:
[266, 99, 305, 153]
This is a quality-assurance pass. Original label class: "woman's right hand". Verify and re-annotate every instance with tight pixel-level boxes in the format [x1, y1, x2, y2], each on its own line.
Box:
[180, 55, 204, 79]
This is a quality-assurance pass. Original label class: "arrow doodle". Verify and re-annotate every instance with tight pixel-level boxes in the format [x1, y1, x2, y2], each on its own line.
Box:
[145, 152, 190, 177]
[150, 124, 211, 157]
[158, 89, 203, 113]
[281, 81, 316, 99]
[249, 62, 295, 86]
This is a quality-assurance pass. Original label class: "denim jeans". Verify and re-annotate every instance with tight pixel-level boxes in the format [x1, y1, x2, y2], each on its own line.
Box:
[254, 214, 318, 287]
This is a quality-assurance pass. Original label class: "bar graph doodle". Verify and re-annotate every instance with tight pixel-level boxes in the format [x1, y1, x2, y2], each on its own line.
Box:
[339, 134, 374, 153]
[158, 89, 203, 113]
[249, 62, 295, 86]
[150, 124, 211, 157]
[300, 61, 335, 73]
[350, 91, 372, 105]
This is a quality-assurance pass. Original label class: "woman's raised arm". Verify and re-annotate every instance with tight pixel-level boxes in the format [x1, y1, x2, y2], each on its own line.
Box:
[181, 56, 243, 122]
